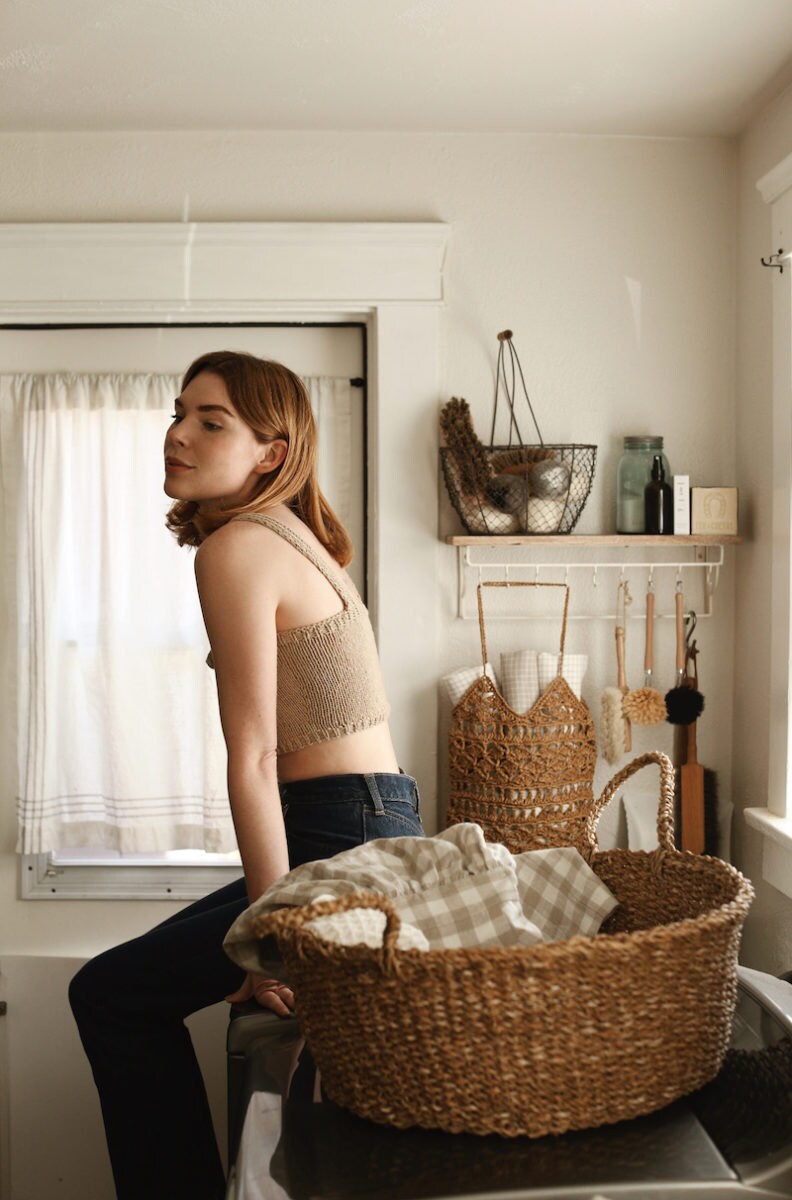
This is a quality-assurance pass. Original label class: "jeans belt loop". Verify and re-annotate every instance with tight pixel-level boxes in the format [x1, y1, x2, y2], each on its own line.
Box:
[364, 773, 386, 815]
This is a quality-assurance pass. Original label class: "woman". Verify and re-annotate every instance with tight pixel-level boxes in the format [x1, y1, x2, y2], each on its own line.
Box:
[69, 350, 425, 1200]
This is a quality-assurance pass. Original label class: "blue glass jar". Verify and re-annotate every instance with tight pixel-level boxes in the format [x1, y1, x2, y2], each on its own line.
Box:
[616, 437, 671, 533]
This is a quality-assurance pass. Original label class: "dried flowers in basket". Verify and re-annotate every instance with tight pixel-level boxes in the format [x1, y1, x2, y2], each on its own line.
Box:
[249, 752, 753, 1140]
[440, 330, 596, 535]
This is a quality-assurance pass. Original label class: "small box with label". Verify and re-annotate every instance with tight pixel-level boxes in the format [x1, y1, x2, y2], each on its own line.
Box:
[690, 487, 739, 536]
[673, 475, 690, 536]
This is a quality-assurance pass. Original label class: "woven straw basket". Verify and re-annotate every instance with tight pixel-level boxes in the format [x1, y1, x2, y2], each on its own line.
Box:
[252, 752, 754, 1139]
[446, 581, 598, 854]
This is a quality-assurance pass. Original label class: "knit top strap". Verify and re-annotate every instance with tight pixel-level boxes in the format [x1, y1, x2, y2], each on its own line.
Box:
[231, 512, 355, 606]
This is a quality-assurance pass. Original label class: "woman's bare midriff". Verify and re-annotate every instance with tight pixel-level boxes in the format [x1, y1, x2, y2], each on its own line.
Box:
[277, 722, 400, 783]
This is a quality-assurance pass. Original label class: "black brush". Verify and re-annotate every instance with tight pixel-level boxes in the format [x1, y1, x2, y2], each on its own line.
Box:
[665, 592, 705, 724]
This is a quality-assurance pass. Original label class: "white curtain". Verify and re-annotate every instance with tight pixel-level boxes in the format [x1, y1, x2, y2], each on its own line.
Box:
[3, 371, 353, 855]
[306, 376, 354, 532]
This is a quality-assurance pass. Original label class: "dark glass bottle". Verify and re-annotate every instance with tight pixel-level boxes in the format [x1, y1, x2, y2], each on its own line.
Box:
[644, 454, 674, 534]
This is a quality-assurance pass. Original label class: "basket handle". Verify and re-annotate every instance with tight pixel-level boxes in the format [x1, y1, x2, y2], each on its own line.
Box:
[585, 750, 676, 854]
[489, 330, 545, 450]
[251, 891, 404, 973]
[477, 581, 569, 675]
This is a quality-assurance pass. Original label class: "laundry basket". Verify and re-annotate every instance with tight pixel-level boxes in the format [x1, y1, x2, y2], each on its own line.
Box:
[252, 752, 754, 1139]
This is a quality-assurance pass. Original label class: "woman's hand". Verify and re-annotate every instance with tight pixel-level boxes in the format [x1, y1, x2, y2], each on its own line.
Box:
[226, 971, 295, 1018]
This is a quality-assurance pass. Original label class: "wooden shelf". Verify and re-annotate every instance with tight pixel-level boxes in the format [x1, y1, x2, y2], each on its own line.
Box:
[445, 534, 744, 547]
[446, 533, 742, 618]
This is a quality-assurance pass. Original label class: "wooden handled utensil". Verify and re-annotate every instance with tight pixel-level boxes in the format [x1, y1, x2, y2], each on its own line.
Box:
[665, 588, 704, 725]
[600, 580, 631, 763]
[680, 718, 706, 854]
[623, 586, 666, 725]
[615, 618, 632, 754]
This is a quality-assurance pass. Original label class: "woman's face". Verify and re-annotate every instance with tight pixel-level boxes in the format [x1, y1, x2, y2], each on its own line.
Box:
[163, 371, 284, 508]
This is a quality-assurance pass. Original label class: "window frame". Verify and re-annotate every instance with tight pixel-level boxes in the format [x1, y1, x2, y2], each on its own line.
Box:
[12, 329, 363, 899]
[21, 852, 242, 900]
[744, 156, 792, 898]
[0, 221, 448, 899]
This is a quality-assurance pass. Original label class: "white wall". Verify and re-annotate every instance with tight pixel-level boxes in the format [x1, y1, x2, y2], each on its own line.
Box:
[0, 956, 228, 1200]
[0, 129, 741, 1196]
[734, 91, 792, 975]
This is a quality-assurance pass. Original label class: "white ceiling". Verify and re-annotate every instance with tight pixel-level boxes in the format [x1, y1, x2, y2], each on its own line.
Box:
[3, 0, 792, 137]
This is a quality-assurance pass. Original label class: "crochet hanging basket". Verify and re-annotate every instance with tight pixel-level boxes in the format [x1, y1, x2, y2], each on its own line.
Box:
[440, 331, 596, 535]
[252, 752, 754, 1140]
[446, 581, 599, 855]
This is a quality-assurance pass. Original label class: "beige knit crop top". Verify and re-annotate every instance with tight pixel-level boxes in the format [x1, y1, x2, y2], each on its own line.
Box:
[223, 513, 390, 754]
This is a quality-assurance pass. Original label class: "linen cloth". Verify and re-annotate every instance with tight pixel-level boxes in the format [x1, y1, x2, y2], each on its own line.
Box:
[442, 662, 498, 706]
[223, 822, 617, 970]
[302, 903, 431, 951]
[538, 651, 588, 699]
[499, 649, 588, 712]
[499, 649, 541, 712]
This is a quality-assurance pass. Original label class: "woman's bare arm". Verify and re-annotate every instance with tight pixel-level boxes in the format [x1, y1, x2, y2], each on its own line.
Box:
[194, 521, 289, 904]
[195, 522, 296, 1015]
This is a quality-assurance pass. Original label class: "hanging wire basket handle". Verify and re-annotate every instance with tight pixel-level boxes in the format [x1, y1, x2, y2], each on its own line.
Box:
[489, 330, 546, 450]
[476, 581, 570, 674]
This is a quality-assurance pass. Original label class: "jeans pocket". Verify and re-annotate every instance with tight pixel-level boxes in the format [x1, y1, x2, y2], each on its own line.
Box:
[363, 800, 425, 842]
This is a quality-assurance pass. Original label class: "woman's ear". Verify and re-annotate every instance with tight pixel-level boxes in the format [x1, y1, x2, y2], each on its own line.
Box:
[255, 439, 288, 475]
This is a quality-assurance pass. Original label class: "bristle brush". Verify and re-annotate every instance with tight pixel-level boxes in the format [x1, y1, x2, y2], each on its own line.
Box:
[665, 589, 704, 724]
[623, 585, 666, 725]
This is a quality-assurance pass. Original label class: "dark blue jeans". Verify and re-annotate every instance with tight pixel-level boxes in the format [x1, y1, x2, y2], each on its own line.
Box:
[69, 772, 424, 1200]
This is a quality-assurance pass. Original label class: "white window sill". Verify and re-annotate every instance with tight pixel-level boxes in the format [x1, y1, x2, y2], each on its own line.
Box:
[21, 852, 242, 900]
[744, 807, 792, 900]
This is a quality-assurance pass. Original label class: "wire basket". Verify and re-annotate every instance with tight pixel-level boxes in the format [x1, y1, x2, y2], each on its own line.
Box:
[441, 442, 597, 534]
[440, 332, 596, 534]
[252, 753, 753, 1140]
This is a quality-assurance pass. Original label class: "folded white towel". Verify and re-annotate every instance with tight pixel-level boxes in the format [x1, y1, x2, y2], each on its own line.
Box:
[538, 651, 588, 699]
[442, 662, 498, 706]
[500, 649, 540, 712]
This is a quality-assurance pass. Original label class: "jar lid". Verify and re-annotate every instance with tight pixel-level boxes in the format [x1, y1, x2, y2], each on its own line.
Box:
[623, 435, 664, 448]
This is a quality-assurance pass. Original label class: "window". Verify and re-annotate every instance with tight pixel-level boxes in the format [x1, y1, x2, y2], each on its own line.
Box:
[0, 221, 449, 892]
[11, 372, 233, 857]
[0, 325, 365, 897]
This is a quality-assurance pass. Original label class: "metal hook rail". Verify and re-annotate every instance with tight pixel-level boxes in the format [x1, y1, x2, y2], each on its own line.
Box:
[451, 542, 727, 621]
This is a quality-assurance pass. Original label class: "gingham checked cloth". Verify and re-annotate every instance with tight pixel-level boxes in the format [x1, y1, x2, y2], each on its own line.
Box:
[223, 822, 617, 970]
[499, 650, 588, 712]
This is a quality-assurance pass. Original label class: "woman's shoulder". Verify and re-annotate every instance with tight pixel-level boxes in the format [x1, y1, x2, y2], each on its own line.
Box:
[194, 515, 289, 589]
[198, 510, 293, 555]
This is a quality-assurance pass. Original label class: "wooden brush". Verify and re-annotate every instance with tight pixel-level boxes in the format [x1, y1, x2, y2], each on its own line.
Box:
[675, 639, 720, 856]
[665, 590, 705, 724]
[679, 718, 706, 853]
[601, 581, 631, 763]
[623, 587, 666, 725]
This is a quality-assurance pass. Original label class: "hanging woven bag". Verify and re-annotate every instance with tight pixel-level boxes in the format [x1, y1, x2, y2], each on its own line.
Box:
[446, 580, 598, 853]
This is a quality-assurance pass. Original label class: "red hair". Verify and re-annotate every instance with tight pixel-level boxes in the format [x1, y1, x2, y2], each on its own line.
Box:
[165, 351, 353, 567]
